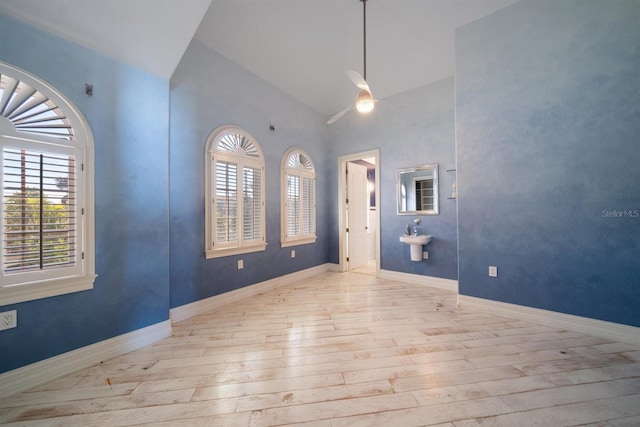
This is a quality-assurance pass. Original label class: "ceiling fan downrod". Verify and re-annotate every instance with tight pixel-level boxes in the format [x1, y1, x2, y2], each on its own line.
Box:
[361, 0, 367, 81]
[354, 0, 374, 115]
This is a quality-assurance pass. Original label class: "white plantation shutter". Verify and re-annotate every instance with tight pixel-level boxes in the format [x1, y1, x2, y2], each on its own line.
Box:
[242, 166, 261, 241]
[281, 148, 316, 247]
[302, 176, 315, 235]
[215, 160, 237, 243]
[0, 72, 73, 141]
[205, 126, 265, 258]
[286, 174, 300, 237]
[3, 148, 77, 273]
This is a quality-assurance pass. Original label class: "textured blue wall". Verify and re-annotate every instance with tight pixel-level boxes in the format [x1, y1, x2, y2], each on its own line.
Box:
[456, 0, 640, 326]
[0, 14, 170, 372]
[327, 78, 458, 279]
[169, 40, 329, 308]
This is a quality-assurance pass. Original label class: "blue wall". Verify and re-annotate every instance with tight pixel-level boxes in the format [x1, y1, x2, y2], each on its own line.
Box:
[327, 78, 458, 279]
[0, 14, 170, 372]
[456, 0, 640, 326]
[169, 40, 329, 308]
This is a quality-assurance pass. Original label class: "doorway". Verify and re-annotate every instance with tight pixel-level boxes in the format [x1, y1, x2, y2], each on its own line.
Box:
[338, 149, 380, 275]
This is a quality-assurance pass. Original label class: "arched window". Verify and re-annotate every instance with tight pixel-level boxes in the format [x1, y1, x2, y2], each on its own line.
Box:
[281, 148, 316, 247]
[205, 126, 266, 258]
[0, 61, 95, 304]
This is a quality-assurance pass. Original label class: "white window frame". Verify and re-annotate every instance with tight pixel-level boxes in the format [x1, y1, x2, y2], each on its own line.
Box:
[281, 148, 316, 247]
[0, 61, 95, 305]
[205, 126, 266, 259]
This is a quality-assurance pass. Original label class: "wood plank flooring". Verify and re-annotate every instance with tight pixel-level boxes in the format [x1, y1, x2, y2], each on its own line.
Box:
[1, 271, 639, 426]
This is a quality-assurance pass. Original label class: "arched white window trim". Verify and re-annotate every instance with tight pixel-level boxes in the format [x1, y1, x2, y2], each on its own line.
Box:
[0, 61, 96, 305]
[281, 147, 316, 247]
[205, 125, 266, 259]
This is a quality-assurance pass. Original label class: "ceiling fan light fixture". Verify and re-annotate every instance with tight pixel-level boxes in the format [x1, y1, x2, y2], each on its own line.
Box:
[355, 90, 375, 113]
[326, 0, 376, 124]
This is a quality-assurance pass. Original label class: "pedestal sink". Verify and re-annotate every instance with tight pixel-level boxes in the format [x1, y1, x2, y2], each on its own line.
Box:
[399, 234, 432, 261]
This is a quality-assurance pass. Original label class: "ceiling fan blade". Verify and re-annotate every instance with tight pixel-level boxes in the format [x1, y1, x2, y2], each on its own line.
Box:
[346, 69, 372, 95]
[326, 106, 351, 125]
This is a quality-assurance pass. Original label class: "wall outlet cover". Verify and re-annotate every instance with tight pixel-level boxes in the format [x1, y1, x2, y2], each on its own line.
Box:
[489, 266, 498, 277]
[1, 310, 17, 331]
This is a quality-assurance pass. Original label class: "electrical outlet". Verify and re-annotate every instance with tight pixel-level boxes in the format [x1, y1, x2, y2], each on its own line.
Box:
[291, 249, 296, 258]
[0, 310, 17, 331]
[423, 251, 429, 260]
[238, 260, 244, 270]
[489, 266, 498, 278]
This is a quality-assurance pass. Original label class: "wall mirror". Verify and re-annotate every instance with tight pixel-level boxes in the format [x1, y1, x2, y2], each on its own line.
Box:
[397, 164, 439, 215]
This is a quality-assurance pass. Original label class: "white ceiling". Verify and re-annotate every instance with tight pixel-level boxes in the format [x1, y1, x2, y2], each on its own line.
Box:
[0, 0, 213, 79]
[0, 0, 516, 117]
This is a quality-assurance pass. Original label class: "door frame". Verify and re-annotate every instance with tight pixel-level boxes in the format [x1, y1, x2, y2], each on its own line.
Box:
[338, 149, 380, 274]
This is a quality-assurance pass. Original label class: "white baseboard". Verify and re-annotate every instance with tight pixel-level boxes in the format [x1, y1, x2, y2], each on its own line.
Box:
[327, 263, 341, 272]
[458, 295, 640, 347]
[379, 269, 459, 293]
[170, 263, 331, 323]
[0, 320, 172, 399]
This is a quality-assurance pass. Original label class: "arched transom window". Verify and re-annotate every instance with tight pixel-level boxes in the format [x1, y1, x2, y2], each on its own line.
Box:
[0, 61, 95, 304]
[281, 148, 316, 247]
[205, 126, 266, 258]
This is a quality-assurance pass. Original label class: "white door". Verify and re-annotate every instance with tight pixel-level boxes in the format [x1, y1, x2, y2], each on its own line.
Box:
[347, 162, 369, 269]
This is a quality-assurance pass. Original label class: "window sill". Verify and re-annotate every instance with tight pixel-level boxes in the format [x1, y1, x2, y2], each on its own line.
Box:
[0, 274, 98, 305]
[281, 236, 317, 248]
[205, 243, 267, 259]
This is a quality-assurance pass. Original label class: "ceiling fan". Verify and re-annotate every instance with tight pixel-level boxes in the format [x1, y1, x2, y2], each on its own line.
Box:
[327, 0, 375, 125]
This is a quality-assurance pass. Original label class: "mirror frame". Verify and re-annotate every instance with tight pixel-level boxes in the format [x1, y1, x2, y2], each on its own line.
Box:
[396, 164, 439, 215]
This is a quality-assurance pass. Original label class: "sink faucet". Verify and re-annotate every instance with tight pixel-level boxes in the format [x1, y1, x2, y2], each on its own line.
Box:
[413, 227, 419, 236]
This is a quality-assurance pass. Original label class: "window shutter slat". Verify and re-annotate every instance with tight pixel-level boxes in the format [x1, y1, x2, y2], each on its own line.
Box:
[303, 177, 315, 235]
[243, 166, 261, 241]
[3, 148, 76, 274]
[287, 175, 300, 237]
[215, 161, 238, 243]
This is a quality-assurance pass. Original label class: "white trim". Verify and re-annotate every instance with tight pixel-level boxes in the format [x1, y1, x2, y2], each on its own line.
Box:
[0, 320, 171, 399]
[0, 61, 96, 304]
[379, 269, 459, 293]
[205, 126, 266, 258]
[0, 274, 97, 305]
[338, 149, 380, 274]
[280, 148, 317, 247]
[280, 236, 317, 248]
[328, 263, 340, 272]
[205, 242, 267, 259]
[170, 263, 331, 323]
[458, 295, 640, 347]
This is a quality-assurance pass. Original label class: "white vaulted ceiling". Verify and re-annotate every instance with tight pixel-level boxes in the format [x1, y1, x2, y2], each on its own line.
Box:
[0, 0, 516, 118]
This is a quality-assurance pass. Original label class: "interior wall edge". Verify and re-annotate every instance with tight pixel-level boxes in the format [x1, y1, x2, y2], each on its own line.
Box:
[459, 295, 640, 347]
[0, 320, 172, 399]
[379, 269, 458, 294]
[170, 264, 332, 323]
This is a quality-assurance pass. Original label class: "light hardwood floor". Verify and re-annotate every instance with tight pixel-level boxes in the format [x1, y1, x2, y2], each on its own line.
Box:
[2, 271, 639, 426]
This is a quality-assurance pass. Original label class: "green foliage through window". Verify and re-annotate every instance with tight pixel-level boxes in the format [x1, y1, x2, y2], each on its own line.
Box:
[3, 148, 76, 273]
